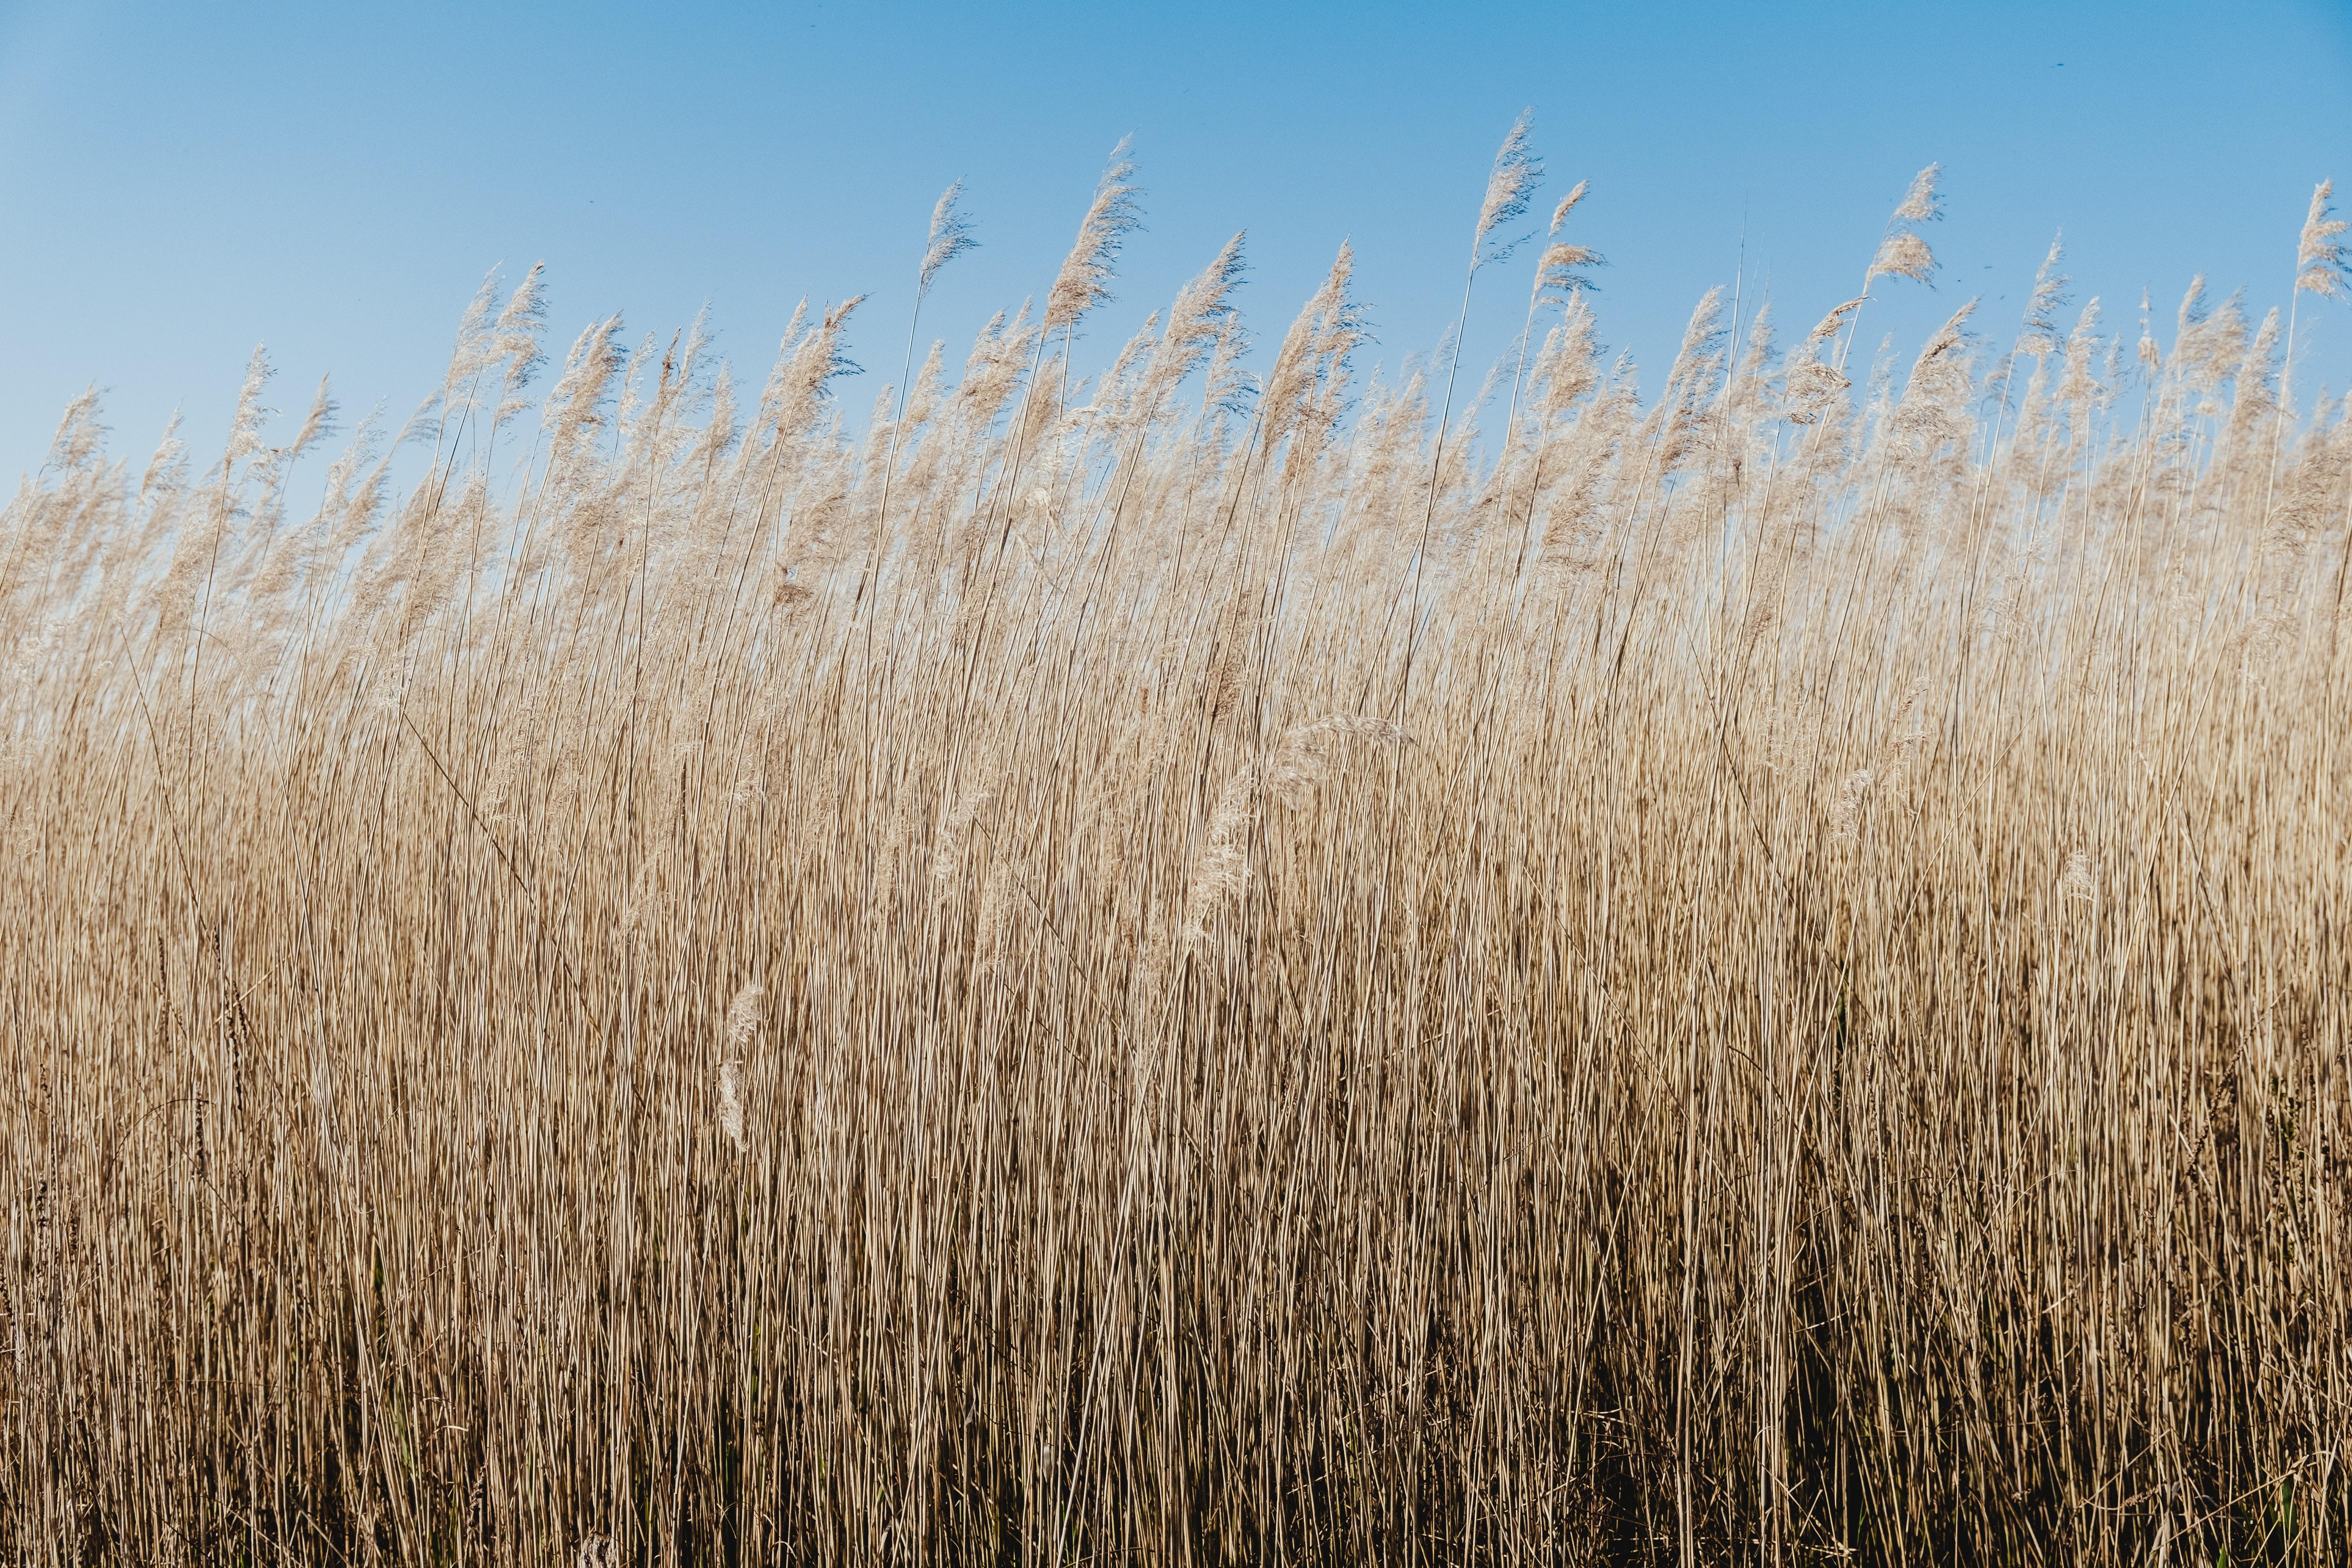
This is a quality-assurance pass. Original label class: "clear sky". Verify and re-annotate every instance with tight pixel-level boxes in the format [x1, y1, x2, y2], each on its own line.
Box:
[2, 0, 2348, 484]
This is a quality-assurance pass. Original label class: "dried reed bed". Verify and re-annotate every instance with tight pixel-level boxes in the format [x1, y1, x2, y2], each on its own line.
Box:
[3, 140, 2350, 1565]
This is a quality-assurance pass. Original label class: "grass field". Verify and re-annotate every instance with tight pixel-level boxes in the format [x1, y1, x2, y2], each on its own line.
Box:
[4, 143, 2350, 1564]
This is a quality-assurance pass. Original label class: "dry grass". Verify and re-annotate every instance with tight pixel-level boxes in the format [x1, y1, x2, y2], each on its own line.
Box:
[2, 143, 2349, 1565]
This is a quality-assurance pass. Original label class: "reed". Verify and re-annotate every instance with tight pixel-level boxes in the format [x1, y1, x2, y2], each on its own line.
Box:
[2, 135, 2347, 1566]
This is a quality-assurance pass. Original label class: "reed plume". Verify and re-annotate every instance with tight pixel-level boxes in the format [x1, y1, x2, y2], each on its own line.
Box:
[1044, 138, 1142, 332]
[2297, 177, 2348, 300]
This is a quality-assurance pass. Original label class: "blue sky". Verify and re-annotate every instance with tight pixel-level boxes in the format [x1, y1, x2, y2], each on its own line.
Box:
[2, 0, 2348, 483]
